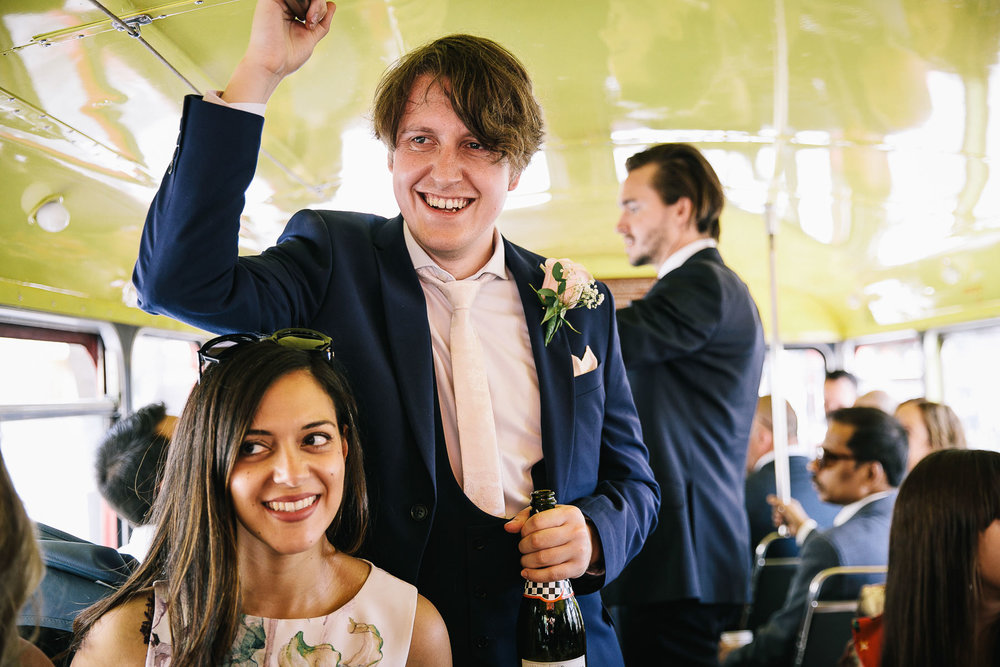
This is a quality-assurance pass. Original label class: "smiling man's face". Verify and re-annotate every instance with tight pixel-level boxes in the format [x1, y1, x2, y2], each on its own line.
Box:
[388, 74, 520, 279]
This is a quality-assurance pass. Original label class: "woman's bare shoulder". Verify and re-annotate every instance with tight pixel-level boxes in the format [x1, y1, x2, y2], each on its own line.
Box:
[71, 590, 154, 666]
[406, 594, 451, 667]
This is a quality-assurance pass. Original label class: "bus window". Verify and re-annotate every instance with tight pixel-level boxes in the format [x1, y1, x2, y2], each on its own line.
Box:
[131, 331, 199, 416]
[941, 324, 1000, 452]
[760, 347, 828, 447]
[853, 337, 924, 406]
[0, 331, 115, 544]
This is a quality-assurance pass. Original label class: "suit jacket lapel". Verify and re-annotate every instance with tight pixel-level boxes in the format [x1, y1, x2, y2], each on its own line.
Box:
[373, 216, 437, 479]
[504, 240, 575, 497]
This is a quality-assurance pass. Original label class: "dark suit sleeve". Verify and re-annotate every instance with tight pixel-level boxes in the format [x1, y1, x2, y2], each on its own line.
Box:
[571, 287, 660, 592]
[724, 532, 840, 666]
[615, 260, 723, 366]
[133, 95, 333, 334]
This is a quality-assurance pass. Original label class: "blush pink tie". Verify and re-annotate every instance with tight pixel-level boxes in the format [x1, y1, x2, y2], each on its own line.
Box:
[438, 279, 505, 516]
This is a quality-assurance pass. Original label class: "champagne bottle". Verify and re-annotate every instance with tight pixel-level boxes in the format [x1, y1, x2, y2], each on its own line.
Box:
[516, 489, 587, 666]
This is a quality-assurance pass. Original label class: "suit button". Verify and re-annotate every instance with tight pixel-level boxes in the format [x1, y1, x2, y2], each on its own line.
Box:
[409, 504, 428, 521]
[471, 537, 486, 550]
[473, 586, 487, 599]
[475, 636, 490, 650]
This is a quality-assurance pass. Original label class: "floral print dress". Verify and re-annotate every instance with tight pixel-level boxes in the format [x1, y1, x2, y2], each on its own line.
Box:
[145, 561, 417, 666]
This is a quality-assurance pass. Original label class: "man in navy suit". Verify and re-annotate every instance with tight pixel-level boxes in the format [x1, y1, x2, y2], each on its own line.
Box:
[602, 143, 765, 666]
[721, 407, 907, 666]
[131, 1, 658, 664]
[744, 396, 839, 556]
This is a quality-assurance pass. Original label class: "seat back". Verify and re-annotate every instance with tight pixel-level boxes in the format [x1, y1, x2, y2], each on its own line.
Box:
[740, 532, 801, 632]
[18, 524, 138, 665]
[793, 565, 887, 667]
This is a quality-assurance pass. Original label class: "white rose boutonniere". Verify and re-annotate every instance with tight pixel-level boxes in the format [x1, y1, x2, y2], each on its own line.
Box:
[532, 258, 605, 346]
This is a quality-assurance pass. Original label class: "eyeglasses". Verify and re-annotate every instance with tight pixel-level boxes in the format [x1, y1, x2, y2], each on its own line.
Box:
[814, 446, 858, 469]
[197, 328, 333, 379]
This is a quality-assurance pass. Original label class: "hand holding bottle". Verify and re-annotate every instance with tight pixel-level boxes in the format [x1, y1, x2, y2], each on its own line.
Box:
[505, 500, 601, 582]
[515, 490, 588, 666]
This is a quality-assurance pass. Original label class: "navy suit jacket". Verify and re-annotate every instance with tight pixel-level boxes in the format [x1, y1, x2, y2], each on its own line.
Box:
[745, 455, 841, 556]
[724, 492, 896, 666]
[133, 96, 659, 665]
[604, 248, 765, 606]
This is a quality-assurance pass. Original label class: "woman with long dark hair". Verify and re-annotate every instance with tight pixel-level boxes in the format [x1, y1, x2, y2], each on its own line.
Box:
[879, 448, 1000, 666]
[0, 452, 54, 667]
[71, 331, 450, 665]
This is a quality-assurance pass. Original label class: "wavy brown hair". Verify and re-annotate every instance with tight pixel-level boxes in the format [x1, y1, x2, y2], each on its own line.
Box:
[881, 449, 1000, 667]
[73, 341, 369, 665]
[0, 452, 44, 667]
[372, 33, 544, 175]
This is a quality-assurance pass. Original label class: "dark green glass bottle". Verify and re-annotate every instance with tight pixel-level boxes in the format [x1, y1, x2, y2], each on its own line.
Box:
[516, 489, 587, 666]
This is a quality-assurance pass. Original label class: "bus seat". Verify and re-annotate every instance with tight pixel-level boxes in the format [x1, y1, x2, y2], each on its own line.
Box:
[739, 532, 801, 632]
[793, 565, 887, 667]
[18, 523, 138, 665]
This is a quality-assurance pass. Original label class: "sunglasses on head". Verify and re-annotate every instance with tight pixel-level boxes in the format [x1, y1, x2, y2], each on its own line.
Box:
[197, 328, 333, 379]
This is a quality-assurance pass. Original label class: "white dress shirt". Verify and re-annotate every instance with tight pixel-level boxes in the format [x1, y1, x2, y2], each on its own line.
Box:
[405, 226, 542, 518]
[657, 237, 718, 279]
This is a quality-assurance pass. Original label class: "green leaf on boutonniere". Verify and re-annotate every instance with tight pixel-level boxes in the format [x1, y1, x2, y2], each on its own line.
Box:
[531, 258, 606, 346]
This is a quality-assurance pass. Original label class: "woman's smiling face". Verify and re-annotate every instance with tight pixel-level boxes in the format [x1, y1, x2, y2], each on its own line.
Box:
[229, 369, 348, 558]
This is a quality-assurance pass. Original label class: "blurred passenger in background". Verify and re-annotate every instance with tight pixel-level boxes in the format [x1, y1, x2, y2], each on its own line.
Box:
[853, 390, 897, 415]
[722, 407, 906, 666]
[824, 370, 858, 415]
[95, 403, 176, 561]
[1, 451, 55, 667]
[744, 396, 838, 556]
[893, 399, 966, 472]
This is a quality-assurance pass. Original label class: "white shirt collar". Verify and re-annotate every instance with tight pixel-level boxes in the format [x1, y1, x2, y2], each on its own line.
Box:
[657, 237, 718, 279]
[751, 444, 810, 473]
[403, 223, 508, 282]
[833, 490, 892, 526]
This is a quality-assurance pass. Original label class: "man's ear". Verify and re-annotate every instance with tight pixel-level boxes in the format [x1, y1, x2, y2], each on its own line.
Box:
[508, 168, 521, 192]
[862, 460, 887, 490]
[387, 150, 394, 173]
[672, 196, 695, 230]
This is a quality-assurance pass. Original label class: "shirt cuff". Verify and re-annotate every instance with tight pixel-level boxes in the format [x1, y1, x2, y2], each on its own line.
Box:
[796, 519, 818, 546]
[203, 90, 266, 117]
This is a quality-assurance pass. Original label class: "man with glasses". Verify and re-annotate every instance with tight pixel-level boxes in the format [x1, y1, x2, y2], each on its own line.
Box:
[743, 396, 839, 557]
[720, 407, 907, 666]
[130, 1, 658, 664]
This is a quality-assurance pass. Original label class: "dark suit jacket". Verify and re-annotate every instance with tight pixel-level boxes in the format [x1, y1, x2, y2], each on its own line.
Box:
[724, 492, 896, 666]
[133, 96, 659, 665]
[604, 248, 765, 607]
[745, 455, 841, 555]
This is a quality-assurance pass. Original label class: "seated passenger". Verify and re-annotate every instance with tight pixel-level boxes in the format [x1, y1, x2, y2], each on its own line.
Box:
[1, 451, 55, 666]
[95, 402, 176, 561]
[71, 331, 451, 666]
[744, 395, 839, 555]
[848, 448, 1000, 667]
[853, 390, 897, 415]
[721, 407, 907, 666]
[893, 398, 966, 471]
[824, 370, 858, 415]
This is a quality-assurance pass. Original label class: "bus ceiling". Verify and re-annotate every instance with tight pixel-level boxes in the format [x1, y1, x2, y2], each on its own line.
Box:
[1, 1, 999, 342]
